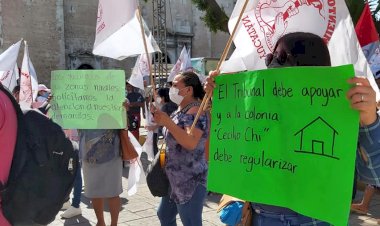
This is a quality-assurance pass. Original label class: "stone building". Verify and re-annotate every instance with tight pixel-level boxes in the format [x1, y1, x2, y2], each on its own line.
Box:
[0, 0, 234, 85]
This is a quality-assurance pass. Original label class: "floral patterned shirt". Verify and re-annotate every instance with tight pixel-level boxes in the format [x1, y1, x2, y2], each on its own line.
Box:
[163, 109, 209, 204]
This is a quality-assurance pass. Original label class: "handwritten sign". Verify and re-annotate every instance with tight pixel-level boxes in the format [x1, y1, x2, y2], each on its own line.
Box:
[50, 70, 127, 129]
[208, 65, 359, 226]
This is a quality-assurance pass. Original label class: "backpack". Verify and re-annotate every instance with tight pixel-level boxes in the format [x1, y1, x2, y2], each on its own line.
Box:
[0, 85, 79, 225]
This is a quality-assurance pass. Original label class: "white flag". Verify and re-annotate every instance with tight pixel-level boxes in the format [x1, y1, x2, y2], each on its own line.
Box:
[0, 40, 22, 91]
[142, 102, 156, 161]
[167, 46, 193, 82]
[14, 63, 20, 81]
[128, 53, 151, 90]
[222, 0, 379, 98]
[29, 58, 38, 100]
[19, 41, 38, 108]
[126, 130, 145, 196]
[7, 64, 20, 93]
[93, 0, 160, 60]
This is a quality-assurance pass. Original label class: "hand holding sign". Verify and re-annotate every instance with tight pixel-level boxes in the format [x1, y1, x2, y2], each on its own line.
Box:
[346, 76, 377, 126]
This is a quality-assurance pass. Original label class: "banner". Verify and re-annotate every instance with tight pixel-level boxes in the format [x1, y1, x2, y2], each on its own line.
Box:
[221, 0, 380, 99]
[208, 65, 359, 226]
[0, 40, 22, 91]
[93, 0, 160, 60]
[50, 70, 127, 129]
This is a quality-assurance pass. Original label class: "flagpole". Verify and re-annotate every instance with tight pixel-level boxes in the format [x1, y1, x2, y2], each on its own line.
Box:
[189, 0, 249, 135]
[137, 3, 155, 91]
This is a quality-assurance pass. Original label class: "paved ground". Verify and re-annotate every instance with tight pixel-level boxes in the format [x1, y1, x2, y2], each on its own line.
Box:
[49, 153, 222, 226]
[48, 154, 380, 226]
[48, 123, 380, 226]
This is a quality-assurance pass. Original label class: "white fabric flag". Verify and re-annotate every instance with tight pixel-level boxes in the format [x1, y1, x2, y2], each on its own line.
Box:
[19, 41, 33, 108]
[29, 58, 38, 101]
[168, 46, 193, 82]
[129, 53, 151, 91]
[0, 40, 22, 91]
[222, 0, 379, 98]
[182, 47, 193, 71]
[142, 102, 156, 161]
[5, 64, 21, 93]
[93, 0, 160, 60]
[14, 63, 20, 81]
[142, 131, 155, 161]
[126, 130, 145, 196]
[19, 42, 38, 108]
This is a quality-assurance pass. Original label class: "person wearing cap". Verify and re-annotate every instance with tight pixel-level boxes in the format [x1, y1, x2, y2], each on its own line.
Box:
[36, 84, 51, 102]
[33, 84, 52, 114]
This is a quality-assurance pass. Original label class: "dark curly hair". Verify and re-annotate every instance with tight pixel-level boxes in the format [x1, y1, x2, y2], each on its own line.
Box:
[157, 87, 170, 103]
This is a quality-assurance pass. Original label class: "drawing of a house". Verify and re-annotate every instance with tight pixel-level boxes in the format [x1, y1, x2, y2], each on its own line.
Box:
[294, 116, 339, 160]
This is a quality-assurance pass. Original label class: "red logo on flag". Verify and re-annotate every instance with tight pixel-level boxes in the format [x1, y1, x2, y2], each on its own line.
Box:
[0, 71, 10, 82]
[96, 3, 106, 34]
[97, 3, 103, 23]
[240, 0, 337, 58]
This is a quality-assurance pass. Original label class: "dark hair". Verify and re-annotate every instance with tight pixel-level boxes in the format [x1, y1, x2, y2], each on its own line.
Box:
[180, 71, 205, 100]
[157, 87, 170, 103]
[375, 70, 380, 79]
[275, 32, 331, 66]
[12, 85, 20, 94]
[77, 64, 94, 70]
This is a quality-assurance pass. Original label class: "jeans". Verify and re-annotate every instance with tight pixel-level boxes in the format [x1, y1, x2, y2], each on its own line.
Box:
[71, 164, 82, 208]
[251, 205, 331, 226]
[157, 184, 206, 226]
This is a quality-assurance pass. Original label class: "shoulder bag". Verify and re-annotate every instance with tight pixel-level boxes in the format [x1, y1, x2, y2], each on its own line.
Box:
[146, 102, 201, 197]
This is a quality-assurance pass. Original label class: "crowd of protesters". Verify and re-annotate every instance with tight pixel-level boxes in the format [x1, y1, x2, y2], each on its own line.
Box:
[2, 31, 380, 226]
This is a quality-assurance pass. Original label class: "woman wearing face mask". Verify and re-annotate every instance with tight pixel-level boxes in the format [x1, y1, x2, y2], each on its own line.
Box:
[157, 87, 178, 117]
[151, 71, 209, 226]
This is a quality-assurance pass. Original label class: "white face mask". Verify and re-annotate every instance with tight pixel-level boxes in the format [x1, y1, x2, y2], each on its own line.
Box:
[156, 97, 162, 105]
[169, 87, 184, 105]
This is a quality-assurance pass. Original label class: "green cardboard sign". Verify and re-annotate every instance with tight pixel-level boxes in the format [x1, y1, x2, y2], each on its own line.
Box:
[208, 65, 359, 226]
[50, 70, 127, 129]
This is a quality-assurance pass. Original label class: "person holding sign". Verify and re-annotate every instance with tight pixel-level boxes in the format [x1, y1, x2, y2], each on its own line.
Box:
[151, 71, 209, 226]
[205, 32, 378, 225]
[78, 65, 125, 226]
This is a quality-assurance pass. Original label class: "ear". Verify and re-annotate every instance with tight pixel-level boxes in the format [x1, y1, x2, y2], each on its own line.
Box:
[187, 86, 194, 96]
